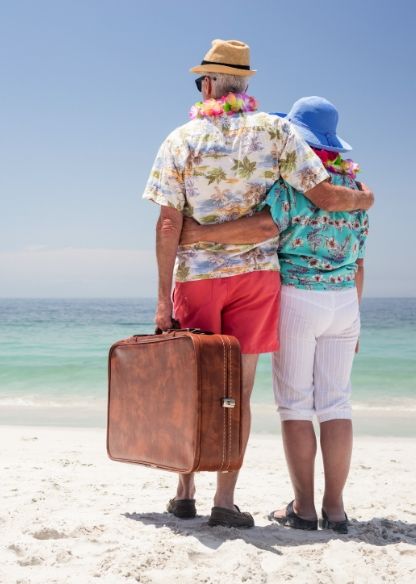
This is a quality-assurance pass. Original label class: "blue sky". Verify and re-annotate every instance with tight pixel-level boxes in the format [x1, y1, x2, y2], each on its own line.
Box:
[1, 0, 415, 297]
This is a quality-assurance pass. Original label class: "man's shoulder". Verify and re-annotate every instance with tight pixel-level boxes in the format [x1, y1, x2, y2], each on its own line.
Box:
[248, 111, 292, 134]
[160, 112, 290, 145]
[253, 111, 279, 123]
[160, 119, 212, 150]
[162, 121, 193, 144]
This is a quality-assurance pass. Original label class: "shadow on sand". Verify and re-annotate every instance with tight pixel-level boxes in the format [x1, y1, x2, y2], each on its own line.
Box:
[123, 511, 416, 554]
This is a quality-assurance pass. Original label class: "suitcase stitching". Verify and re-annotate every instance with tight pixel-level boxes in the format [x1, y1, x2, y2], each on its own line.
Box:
[192, 334, 202, 473]
[220, 336, 227, 472]
[226, 336, 232, 472]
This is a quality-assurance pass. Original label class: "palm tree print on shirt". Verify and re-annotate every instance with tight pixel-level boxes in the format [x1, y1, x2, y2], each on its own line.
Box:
[231, 156, 257, 179]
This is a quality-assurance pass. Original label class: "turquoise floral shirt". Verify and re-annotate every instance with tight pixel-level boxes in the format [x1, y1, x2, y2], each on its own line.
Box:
[264, 171, 369, 290]
[143, 110, 328, 282]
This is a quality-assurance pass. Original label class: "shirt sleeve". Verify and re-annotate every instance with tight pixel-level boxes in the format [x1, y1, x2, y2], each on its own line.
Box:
[277, 120, 329, 193]
[263, 179, 292, 233]
[358, 212, 369, 259]
[142, 133, 186, 211]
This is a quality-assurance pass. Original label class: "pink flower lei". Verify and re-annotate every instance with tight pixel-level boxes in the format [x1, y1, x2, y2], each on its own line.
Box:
[312, 147, 360, 178]
[189, 92, 258, 120]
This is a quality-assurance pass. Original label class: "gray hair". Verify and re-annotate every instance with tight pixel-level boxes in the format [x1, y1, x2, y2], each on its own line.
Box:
[209, 73, 249, 98]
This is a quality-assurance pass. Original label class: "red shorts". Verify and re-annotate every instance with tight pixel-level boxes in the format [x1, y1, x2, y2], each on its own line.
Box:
[173, 271, 281, 354]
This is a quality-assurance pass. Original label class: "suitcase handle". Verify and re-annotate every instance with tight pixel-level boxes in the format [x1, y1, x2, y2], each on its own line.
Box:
[153, 318, 213, 336]
[131, 328, 214, 338]
[154, 328, 214, 336]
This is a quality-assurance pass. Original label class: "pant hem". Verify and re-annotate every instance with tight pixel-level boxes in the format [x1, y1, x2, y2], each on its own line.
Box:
[279, 413, 314, 422]
[318, 411, 352, 423]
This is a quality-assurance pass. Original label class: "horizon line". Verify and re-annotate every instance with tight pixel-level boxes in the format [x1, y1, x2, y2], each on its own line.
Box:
[1, 296, 416, 301]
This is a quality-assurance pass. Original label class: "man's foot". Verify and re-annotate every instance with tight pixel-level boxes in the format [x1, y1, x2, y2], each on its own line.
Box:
[166, 498, 196, 519]
[208, 505, 254, 528]
[268, 500, 317, 531]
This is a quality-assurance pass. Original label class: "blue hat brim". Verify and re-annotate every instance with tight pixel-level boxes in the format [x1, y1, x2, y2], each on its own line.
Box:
[269, 112, 352, 153]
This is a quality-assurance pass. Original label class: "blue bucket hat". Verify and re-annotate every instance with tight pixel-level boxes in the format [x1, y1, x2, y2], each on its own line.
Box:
[271, 96, 352, 153]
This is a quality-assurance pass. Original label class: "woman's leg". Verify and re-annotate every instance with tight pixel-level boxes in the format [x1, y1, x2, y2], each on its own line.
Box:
[279, 420, 317, 520]
[314, 290, 360, 521]
[272, 287, 329, 520]
[320, 419, 352, 521]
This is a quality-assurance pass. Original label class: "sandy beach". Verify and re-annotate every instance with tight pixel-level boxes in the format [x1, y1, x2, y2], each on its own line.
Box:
[1, 426, 416, 584]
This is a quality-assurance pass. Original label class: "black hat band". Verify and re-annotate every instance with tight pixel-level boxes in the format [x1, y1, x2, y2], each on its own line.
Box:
[201, 60, 251, 71]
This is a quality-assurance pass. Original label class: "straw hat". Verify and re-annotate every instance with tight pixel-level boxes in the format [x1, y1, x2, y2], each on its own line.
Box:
[190, 39, 256, 77]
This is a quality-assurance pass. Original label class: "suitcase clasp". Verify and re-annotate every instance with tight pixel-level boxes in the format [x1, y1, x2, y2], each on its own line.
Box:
[222, 398, 236, 408]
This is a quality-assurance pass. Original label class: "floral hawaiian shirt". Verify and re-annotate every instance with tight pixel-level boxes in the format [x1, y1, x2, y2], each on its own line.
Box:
[263, 171, 369, 290]
[143, 109, 329, 282]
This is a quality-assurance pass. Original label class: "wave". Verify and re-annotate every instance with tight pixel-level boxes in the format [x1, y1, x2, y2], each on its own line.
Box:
[2, 395, 416, 414]
[0, 396, 106, 408]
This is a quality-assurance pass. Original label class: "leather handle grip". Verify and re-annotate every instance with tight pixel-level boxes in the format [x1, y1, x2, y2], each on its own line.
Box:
[154, 328, 214, 336]
[155, 318, 181, 335]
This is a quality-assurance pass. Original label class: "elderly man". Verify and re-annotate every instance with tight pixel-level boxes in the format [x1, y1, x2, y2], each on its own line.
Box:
[143, 39, 373, 528]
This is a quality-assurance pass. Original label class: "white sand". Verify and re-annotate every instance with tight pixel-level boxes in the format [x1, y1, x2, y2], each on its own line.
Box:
[1, 426, 416, 584]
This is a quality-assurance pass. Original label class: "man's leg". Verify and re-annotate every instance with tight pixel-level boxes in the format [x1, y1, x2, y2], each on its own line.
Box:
[174, 473, 195, 500]
[213, 354, 259, 509]
[170, 279, 222, 507]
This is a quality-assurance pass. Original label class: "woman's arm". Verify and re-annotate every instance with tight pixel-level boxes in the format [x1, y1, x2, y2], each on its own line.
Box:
[355, 259, 365, 303]
[179, 210, 278, 245]
[355, 259, 365, 353]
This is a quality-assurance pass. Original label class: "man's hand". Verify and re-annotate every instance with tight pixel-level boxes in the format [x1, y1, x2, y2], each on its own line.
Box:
[305, 179, 375, 212]
[180, 217, 203, 245]
[155, 298, 174, 331]
[355, 182, 374, 210]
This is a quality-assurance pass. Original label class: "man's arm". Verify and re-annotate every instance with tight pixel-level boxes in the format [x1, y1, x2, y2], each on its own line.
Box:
[155, 205, 183, 330]
[179, 210, 277, 246]
[305, 179, 374, 212]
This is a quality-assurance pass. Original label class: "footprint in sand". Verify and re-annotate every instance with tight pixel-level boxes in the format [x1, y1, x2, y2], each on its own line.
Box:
[32, 528, 68, 540]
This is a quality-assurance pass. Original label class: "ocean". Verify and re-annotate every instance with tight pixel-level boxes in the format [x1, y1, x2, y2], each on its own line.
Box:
[0, 298, 415, 434]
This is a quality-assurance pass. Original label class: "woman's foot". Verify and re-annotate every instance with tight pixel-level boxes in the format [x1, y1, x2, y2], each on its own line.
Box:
[319, 508, 349, 534]
[268, 500, 318, 530]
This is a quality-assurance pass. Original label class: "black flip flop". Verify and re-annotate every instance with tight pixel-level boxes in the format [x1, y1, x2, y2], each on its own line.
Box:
[268, 500, 318, 531]
[319, 508, 349, 534]
[166, 498, 196, 519]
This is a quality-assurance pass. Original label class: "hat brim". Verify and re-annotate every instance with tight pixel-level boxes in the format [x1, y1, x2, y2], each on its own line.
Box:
[190, 64, 256, 77]
[270, 112, 352, 153]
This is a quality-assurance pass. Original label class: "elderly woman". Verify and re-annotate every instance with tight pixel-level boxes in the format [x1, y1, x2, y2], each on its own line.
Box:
[180, 96, 368, 534]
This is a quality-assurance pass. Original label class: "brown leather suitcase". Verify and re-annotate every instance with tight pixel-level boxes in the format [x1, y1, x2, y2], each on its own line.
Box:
[107, 329, 243, 473]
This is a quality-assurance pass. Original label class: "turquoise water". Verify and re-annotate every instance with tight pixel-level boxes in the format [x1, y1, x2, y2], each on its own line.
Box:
[0, 298, 415, 429]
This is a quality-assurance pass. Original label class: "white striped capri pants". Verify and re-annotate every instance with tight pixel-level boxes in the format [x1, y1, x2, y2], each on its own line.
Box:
[272, 285, 360, 423]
